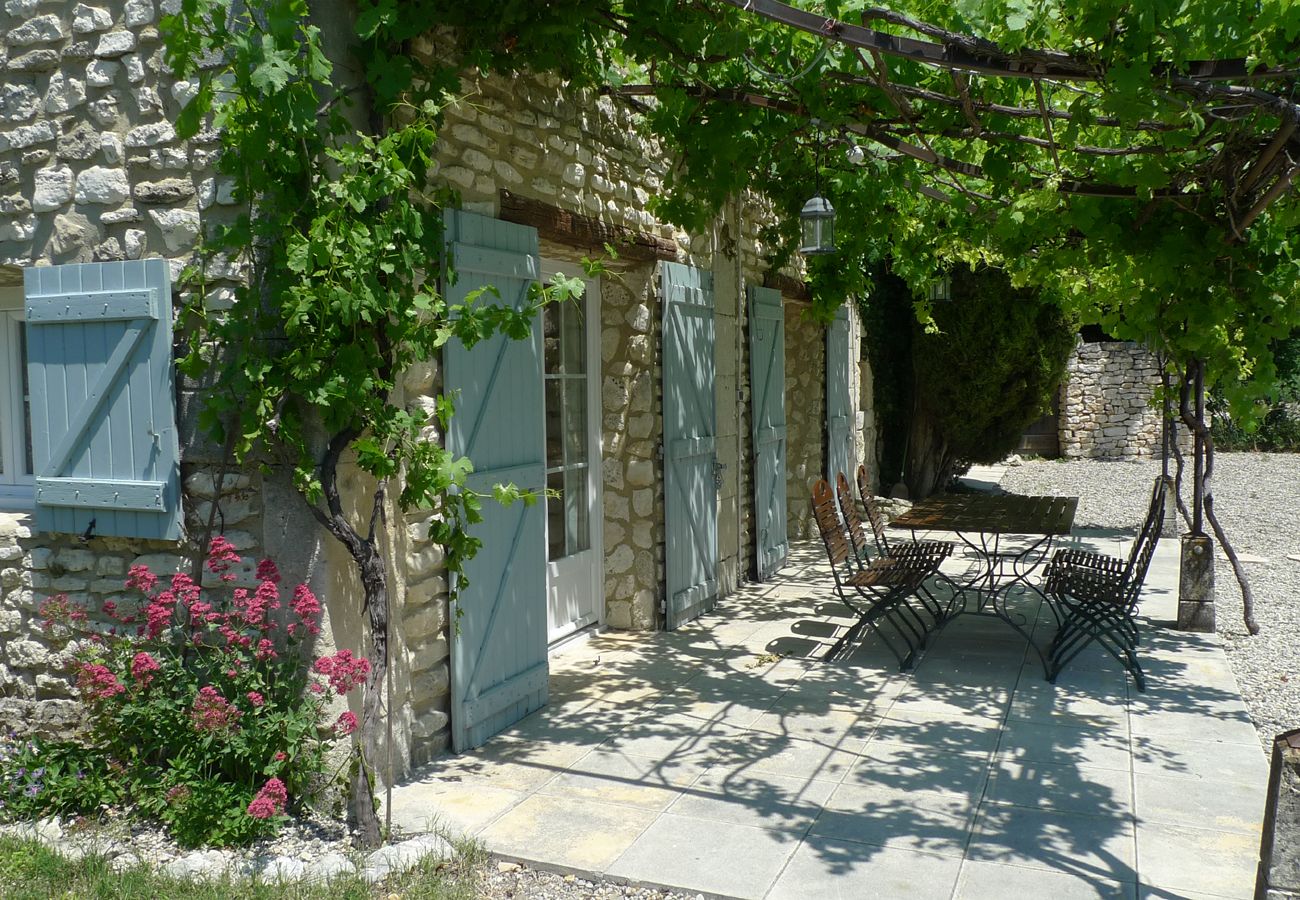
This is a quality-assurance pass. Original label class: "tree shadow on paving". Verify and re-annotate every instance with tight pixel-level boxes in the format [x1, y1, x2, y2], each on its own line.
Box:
[397, 540, 1262, 893]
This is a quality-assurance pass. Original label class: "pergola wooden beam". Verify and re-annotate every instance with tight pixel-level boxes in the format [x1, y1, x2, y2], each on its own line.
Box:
[717, 0, 1271, 84]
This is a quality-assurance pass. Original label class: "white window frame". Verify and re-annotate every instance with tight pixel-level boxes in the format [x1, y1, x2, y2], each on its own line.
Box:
[0, 309, 34, 509]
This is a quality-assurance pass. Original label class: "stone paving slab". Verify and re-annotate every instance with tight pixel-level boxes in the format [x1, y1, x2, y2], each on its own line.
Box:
[390, 536, 1270, 899]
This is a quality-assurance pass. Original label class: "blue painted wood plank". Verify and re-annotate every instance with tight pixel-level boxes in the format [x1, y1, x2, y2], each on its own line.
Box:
[23, 260, 180, 540]
[663, 262, 717, 628]
[443, 210, 548, 752]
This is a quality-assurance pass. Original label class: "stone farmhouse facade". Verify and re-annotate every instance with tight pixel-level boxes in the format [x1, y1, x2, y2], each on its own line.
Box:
[0, 3, 874, 777]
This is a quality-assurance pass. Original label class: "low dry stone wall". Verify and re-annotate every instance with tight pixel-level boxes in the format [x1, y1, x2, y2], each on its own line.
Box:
[1060, 341, 1163, 459]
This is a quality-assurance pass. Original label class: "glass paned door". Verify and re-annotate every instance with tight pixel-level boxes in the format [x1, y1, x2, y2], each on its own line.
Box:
[543, 265, 602, 642]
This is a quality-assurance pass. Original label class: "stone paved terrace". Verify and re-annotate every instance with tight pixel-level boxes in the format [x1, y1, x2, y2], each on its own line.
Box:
[391, 534, 1268, 899]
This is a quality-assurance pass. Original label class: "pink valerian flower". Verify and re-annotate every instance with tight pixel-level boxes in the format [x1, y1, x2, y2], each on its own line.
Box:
[219, 623, 252, 650]
[255, 558, 281, 585]
[190, 686, 242, 734]
[170, 572, 201, 607]
[144, 593, 176, 639]
[246, 691, 265, 708]
[187, 599, 212, 622]
[254, 638, 277, 662]
[126, 564, 159, 595]
[206, 536, 242, 582]
[290, 585, 321, 635]
[39, 594, 88, 630]
[165, 785, 191, 805]
[312, 650, 370, 695]
[236, 580, 278, 629]
[130, 652, 160, 687]
[273, 751, 287, 762]
[246, 777, 287, 820]
[76, 663, 125, 702]
[101, 600, 117, 618]
[334, 711, 358, 736]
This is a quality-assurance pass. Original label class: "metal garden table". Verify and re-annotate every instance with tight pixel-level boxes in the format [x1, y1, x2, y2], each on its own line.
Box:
[890, 492, 1078, 674]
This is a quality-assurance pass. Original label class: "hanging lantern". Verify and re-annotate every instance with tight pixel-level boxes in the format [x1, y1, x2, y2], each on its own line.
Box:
[799, 195, 836, 255]
[927, 275, 952, 302]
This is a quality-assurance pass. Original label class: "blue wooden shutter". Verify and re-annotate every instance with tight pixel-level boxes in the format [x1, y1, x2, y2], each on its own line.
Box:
[748, 286, 787, 581]
[442, 210, 548, 752]
[662, 261, 717, 629]
[24, 260, 181, 540]
[825, 304, 854, 489]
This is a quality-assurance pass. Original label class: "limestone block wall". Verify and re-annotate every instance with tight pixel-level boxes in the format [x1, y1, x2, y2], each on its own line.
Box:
[1060, 341, 1164, 459]
[784, 304, 825, 540]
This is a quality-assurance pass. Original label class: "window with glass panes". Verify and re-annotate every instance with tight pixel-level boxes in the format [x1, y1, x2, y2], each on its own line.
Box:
[0, 310, 33, 489]
[542, 298, 590, 561]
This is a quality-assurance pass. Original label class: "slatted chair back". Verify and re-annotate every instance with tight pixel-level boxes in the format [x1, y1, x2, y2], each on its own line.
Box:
[855, 464, 892, 555]
[812, 478, 855, 576]
[1120, 477, 1167, 611]
[835, 471, 874, 562]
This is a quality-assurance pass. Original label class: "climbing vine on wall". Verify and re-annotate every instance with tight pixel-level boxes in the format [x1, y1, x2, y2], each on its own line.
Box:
[161, 0, 581, 846]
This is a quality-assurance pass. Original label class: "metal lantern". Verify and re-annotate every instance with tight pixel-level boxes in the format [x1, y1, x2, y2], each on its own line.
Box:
[799, 195, 836, 255]
[927, 275, 952, 302]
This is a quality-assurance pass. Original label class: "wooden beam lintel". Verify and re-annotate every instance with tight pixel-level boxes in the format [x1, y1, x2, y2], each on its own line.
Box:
[763, 271, 812, 302]
[498, 189, 678, 262]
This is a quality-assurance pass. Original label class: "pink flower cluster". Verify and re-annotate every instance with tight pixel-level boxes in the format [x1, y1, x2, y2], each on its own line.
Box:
[206, 535, 242, 582]
[246, 777, 287, 819]
[190, 685, 242, 734]
[312, 650, 370, 695]
[334, 711, 358, 736]
[76, 663, 125, 701]
[37, 594, 87, 634]
[130, 651, 160, 687]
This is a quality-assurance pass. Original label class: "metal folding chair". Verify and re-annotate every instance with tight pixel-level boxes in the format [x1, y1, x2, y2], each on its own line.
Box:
[834, 471, 948, 629]
[1044, 478, 1166, 691]
[811, 478, 930, 670]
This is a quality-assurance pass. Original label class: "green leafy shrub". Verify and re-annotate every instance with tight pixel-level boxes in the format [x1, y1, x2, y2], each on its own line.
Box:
[0, 540, 365, 847]
[904, 266, 1076, 495]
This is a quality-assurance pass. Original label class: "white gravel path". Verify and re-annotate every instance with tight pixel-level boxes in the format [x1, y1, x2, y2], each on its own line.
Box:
[1000, 452, 1300, 747]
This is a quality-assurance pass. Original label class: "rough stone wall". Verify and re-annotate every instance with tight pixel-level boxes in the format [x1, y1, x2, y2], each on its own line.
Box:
[1060, 341, 1164, 459]
[0, 0, 239, 293]
[598, 266, 663, 630]
[784, 304, 825, 540]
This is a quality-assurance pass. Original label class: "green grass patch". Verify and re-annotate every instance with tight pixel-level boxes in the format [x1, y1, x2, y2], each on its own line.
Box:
[0, 834, 486, 900]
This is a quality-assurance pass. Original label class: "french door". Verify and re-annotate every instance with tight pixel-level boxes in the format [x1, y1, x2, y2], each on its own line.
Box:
[542, 261, 603, 642]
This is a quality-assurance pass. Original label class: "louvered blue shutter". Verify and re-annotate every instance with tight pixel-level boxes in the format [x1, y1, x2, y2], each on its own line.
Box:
[24, 260, 181, 541]
[442, 210, 548, 752]
[662, 261, 717, 629]
[748, 285, 787, 580]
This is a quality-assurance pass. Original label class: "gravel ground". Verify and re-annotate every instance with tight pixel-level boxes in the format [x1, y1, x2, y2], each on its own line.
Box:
[1000, 452, 1300, 746]
[480, 862, 701, 899]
